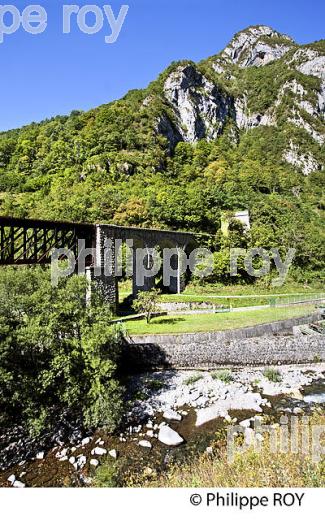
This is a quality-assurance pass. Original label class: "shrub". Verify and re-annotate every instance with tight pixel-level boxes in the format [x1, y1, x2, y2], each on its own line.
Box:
[211, 370, 233, 383]
[0, 267, 124, 436]
[146, 379, 165, 391]
[132, 289, 161, 323]
[184, 374, 204, 385]
[92, 461, 119, 487]
[263, 368, 282, 383]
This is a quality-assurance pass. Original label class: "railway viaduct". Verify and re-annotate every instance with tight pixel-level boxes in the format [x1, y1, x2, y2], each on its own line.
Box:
[0, 216, 197, 309]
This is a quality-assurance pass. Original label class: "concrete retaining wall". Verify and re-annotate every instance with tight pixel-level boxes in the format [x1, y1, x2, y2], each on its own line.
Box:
[122, 312, 325, 370]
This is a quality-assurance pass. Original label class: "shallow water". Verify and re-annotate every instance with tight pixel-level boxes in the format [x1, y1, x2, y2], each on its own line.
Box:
[303, 380, 325, 404]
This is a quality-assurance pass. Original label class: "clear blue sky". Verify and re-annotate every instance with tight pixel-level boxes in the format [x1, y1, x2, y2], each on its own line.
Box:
[1, 0, 324, 131]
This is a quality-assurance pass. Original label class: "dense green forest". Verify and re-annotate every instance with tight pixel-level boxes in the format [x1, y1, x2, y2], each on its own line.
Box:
[0, 27, 324, 283]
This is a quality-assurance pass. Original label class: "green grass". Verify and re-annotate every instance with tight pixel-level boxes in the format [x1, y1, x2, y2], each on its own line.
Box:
[211, 370, 233, 383]
[263, 368, 282, 383]
[125, 304, 315, 335]
[169, 282, 322, 296]
[119, 281, 324, 309]
[92, 462, 118, 487]
[158, 288, 324, 308]
[184, 374, 204, 385]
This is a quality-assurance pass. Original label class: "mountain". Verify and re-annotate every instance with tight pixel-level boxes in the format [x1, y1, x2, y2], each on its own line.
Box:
[0, 25, 324, 280]
[155, 25, 325, 173]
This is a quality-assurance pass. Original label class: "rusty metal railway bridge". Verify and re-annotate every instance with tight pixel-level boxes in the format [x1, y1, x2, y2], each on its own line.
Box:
[0, 216, 93, 266]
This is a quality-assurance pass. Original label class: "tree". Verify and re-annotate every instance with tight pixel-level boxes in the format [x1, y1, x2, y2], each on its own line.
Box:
[132, 289, 161, 324]
[0, 267, 124, 436]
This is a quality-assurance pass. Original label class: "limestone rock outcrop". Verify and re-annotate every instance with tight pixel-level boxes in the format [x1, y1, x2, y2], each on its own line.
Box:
[155, 25, 325, 174]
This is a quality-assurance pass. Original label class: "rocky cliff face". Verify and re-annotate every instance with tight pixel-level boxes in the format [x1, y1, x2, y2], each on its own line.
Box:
[220, 25, 295, 68]
[163, 64, 234, 142]
[156, 25, 325, 174]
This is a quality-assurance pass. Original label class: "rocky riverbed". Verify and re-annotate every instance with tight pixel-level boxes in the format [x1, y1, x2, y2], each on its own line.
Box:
[1, 363, 324, 487]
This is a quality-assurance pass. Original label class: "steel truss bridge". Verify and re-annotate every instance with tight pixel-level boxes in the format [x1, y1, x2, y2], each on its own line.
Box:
[0, 216, 93, 266]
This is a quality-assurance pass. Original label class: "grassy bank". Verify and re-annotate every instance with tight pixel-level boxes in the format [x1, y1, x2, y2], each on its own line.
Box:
[119, 281, 324, 309]
[138, 413, 325, 488]
[125, 304, 315, 335]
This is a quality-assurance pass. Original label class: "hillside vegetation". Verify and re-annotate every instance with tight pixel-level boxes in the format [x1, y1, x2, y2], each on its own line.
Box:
[0, 25, 324, 283]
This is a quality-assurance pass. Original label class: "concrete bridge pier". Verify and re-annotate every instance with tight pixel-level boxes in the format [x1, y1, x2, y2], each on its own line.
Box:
[83, 225, 197, 310]
[131, 245, 157, 297]
[86, 266, 118, 311]
[86, 225, 118, 311]
[167, 247, 187, 294]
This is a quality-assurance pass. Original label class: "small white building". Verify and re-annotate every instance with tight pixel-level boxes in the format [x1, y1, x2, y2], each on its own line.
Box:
[221, 210, 250, 235]
[234, 210, 251, 230]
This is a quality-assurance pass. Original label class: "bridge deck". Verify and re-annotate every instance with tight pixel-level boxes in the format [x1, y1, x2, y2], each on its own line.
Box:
[0, 216, 93, 265]
[0, 216, 196, 266]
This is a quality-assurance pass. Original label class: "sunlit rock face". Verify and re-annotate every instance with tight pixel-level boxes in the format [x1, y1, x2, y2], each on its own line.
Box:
[234, 95, 276, 130]
[220, 25, 294, 68]
[283, 141, 322, 175]
[163, 64, 234, 143]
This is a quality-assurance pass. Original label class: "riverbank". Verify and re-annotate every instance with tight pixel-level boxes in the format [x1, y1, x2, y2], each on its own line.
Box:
[1, 363, 324, 488]
[144, 410, 325, 488]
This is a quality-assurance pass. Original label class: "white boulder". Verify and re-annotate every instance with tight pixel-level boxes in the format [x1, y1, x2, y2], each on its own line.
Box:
[163, 410, 182, 421]
[7, 474, 16, 484]
[91, 447, 107, 456]
[239, 419, 252, 428]
[158, 425, 184, 446]
[139, 440, 152, 449]
[77, 455, 87, 468]
[13, 480, 25, 488]
[109, 449, 118, 459]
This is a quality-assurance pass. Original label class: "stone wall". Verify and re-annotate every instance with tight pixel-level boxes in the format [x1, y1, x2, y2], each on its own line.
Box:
[122, 312, 325, 370]
[123, 335, 325, 371]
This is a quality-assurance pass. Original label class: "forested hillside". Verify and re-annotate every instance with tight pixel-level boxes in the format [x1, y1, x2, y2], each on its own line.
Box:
[0, 25, 324, 281]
